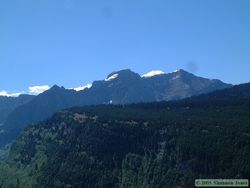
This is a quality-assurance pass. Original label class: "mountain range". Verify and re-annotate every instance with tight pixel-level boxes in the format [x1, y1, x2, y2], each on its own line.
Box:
[0, 82, 249, 188]
[0, 69, 231, 147]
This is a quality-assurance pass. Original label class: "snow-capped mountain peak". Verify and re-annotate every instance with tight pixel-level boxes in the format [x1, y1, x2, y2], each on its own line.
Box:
[142, 70, 165, 78]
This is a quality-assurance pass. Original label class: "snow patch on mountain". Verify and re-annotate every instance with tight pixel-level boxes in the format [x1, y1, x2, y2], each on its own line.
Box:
[173, 69, 180, 73]
[105, 73, 118, 81]
[29, 85, 50, 95]
[74, 84, 92, 91]
[142, 70, 165, 78]
[0, 91, 24, 97]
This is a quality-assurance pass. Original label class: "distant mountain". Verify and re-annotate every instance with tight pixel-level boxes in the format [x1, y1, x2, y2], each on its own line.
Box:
[0, 95, 35, 125]
[142, 69, 230, 100]
[0, 69, 231, 147]
[78, 69, 231, 104]
[0, 83, 249, 188]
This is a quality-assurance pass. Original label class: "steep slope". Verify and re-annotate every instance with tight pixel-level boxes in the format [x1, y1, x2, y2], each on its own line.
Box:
[0, 83, 249, 188]
[143, 69, 230, 100]
[0, 95, 35, 125]
[0, 86, 78, 146]
[0, 69, 231, 147]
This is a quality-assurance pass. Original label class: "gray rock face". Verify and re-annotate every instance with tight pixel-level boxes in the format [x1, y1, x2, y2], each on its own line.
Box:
[143, 69, 230, 101]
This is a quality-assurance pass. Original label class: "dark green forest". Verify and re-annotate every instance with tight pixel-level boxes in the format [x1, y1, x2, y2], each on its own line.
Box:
[0, 83, 250, 188]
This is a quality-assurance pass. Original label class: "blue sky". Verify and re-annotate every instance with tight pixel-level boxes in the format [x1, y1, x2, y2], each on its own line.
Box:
[0, 0, 250, 95]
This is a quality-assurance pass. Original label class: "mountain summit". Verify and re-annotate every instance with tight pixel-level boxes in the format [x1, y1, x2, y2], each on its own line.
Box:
[0, 69, 231, 147]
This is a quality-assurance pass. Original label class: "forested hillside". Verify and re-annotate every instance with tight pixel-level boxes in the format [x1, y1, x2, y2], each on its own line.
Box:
[0, 83, 249, 188]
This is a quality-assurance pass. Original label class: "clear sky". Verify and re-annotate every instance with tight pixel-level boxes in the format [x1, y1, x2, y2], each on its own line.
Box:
[0, 0, 250, 95]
